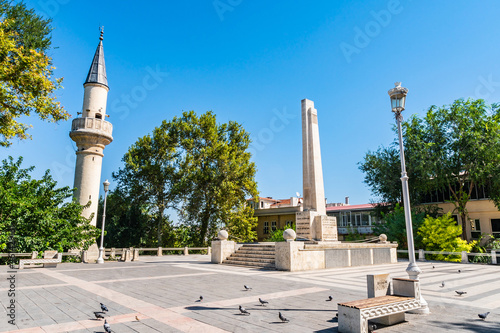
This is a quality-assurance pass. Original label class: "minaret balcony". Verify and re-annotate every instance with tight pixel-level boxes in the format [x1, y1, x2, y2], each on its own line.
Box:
[70, 117, 113, 145]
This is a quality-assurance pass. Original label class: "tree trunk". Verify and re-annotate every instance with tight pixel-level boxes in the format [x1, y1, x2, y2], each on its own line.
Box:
[461, 212, 468, 241]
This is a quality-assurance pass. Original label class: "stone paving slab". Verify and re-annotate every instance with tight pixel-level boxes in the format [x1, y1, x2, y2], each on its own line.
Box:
[0, 255, 499, 332]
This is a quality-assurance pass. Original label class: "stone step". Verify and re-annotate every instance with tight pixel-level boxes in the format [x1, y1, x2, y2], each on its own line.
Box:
[226, 256, 275, 263]
[238, 247, 275, 252]
[222, 243, 276, 269]
[235, 250, 275, 255]
[231, 253, 275, 259]
[239, 244, 275, 248]
[223, 260, 275, 268]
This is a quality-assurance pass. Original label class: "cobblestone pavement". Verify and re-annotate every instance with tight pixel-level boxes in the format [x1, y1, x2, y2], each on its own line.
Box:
[1, 255, 499, 332]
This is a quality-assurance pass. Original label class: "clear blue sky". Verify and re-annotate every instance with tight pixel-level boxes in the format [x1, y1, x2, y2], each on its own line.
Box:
[5, 0, 500, 206]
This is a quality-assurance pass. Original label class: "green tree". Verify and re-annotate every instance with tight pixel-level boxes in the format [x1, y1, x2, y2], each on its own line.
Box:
[417, 213, 476, 262]
[96, 189, 152, 248]
[225, 205, 258, 243]
[373, 204, 425, 250]
[0, 1, 67, 147]
[360, 99, 500, 240]
[0, 156, 99, 254]
[113, 111, 258, 247]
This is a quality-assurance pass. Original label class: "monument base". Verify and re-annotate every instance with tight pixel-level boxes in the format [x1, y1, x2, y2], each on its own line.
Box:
[84, 243, 99, 263]
[275, 241, 398, 272]
[296, 211, 338, 241]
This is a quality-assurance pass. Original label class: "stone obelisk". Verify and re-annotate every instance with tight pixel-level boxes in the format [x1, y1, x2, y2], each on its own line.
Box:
[296, 99, 337, 242]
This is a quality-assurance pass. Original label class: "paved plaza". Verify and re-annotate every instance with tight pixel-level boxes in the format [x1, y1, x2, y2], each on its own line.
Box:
[1, 255, 499, 332]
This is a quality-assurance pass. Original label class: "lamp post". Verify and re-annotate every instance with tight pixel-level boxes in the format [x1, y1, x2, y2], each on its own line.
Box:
[388, 82, 429, 314]
[96, 179, 110, 264]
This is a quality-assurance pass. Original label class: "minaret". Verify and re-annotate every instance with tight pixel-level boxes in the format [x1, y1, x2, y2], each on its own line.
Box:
[70, 30, 113, 226]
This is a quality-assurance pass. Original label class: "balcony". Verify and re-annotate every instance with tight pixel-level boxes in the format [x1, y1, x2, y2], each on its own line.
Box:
[70, 117, 113, 144]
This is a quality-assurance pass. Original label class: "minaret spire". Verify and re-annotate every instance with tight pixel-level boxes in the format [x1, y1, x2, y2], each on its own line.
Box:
[84, 28, 108, 88]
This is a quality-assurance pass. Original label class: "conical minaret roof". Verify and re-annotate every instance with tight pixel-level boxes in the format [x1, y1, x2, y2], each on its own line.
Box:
[84, 30, 108, 88]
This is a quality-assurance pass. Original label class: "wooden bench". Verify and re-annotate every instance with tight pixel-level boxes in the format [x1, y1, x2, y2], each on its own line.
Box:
[338, 276, 421, 333]
[19, 251, 62, 269]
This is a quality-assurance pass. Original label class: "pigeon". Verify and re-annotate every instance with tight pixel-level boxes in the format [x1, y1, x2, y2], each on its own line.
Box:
[94, 311, 105, 320]
[135, 315, 140, 321]
[440, 281, 445, 288]
[100, 302, 109, 312]
[259, 298, 269, 306]
[244, 285, 252, 291]
[326, 295, 333, 301]
[455, 290, 467, 296]
[368, 323, 377, 332]
[279, 312, 289, 323]
[432, 265, 435, 269]
[103, 319, 111, 333]
[239, 305, 250, 315]
[199, 296, 203, 302]
[458, 269, 461, 273]
[478, 312, 490, 320]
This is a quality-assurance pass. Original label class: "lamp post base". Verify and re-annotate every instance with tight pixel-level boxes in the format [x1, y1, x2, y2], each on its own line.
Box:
[406, 262, 430, 314]
[96, 247, 105, 264]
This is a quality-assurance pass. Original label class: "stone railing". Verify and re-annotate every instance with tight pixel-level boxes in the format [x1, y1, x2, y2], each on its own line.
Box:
[1, 246, 211, 264]
[70, 117, 113, 139]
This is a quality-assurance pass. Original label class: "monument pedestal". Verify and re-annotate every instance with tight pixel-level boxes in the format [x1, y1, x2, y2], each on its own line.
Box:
[296, 211, 337, 241]
[84, 243, 99, 263]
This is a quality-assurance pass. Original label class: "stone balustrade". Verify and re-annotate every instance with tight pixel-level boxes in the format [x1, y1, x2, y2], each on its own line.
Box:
[70, 117, 113, 141]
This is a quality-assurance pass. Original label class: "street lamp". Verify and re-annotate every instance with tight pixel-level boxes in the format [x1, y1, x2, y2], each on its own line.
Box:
[388, 82, 429, 314]
[96, 179, 110, 264]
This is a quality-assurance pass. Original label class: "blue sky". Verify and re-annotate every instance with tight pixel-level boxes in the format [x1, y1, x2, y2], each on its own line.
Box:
[5, 0, 500, 207]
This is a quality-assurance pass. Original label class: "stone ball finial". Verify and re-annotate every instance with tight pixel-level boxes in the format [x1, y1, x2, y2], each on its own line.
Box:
[283, 229, 296, 241]
[218, 230, 228, 240]
[379, 234, 388, 243]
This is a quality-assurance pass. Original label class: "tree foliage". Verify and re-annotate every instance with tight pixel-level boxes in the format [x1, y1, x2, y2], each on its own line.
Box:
[0, 1, 67, 147]
[360, 99, 500, 239]
[372, 204, 425, 250]
[0, 156, 99, 254]
[113, 111, 258, 246]
[96, 189, 153, 248]
[417, 213, 476, 262]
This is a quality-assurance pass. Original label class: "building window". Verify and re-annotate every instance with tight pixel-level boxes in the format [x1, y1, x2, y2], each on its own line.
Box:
[471, 219, 481, 239]
[285, 220, 293, 228]
[355, 214, 361, 226]
[264, 221, 269, 234]
[362, 212, 370, 226]
[491, 219, 500, 237]
[271, 221, 277, 232]
[261, 201, 263, 208]
[95, 113, 102, 119]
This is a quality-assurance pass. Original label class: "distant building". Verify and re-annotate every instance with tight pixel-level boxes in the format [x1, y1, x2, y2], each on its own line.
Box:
[326, 203, 381, 240]
[248, 197, 301, 241]
[251, 190, 500, 241]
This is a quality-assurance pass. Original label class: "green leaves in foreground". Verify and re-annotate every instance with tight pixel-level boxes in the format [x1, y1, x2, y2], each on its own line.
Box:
[0, 156, 99, 254]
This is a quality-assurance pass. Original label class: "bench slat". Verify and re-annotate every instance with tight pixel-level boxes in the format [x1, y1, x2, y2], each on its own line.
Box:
[338, 295, 413, 309]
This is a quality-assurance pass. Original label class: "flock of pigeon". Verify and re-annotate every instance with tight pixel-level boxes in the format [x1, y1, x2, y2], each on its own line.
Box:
[434, 266, 491, 321]
[93, 302, 112, 332]
[91, 271, 492, 331]
[197, 284, 290, 323]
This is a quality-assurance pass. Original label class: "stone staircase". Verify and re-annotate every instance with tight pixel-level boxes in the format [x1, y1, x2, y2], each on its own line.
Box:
[223, 243, 276, 269]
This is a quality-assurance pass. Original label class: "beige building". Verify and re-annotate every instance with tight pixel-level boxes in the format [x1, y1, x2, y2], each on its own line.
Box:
[249, 197, 301, 241]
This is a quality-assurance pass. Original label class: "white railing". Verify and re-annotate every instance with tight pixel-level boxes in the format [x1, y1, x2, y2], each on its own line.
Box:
[397, 249, 498, 264]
